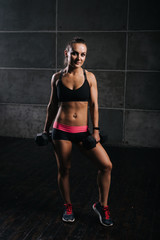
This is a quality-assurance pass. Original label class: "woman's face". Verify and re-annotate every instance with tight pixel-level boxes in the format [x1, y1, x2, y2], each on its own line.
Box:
[65, 43, 87, 68]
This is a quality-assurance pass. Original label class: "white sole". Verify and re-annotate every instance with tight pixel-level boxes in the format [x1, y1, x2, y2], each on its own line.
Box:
[92, 204, 113, 227]
[62, 217, 75, 223]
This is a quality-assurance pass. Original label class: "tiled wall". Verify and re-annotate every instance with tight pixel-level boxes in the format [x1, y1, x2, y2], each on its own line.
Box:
[0, 0, 160, 147]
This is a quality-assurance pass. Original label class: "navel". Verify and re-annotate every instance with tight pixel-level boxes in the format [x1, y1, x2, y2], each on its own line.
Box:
[73, 113, 77, 118]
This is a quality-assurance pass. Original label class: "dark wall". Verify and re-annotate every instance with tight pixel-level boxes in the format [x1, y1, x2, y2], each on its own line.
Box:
[0, 0, 160, 147]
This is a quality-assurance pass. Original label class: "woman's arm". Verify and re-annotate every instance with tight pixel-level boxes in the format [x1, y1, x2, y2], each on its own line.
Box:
[88, 72, 100, 142]
[43, 73, 59, 133]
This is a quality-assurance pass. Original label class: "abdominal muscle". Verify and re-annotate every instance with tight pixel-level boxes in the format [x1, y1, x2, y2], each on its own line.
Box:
[54, 101, 88, 126]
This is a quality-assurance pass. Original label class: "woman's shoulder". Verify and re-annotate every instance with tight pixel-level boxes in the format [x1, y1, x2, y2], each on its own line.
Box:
[51, 71, 62, 86]
[85, 69, 97, 85]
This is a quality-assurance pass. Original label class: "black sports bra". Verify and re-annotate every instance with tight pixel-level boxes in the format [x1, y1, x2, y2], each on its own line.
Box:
[57, 69, 90, 102]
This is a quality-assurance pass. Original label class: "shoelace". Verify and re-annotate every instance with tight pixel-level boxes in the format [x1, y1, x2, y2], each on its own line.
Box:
[64, 204, 73, 215]
[103, 206, 110, 219]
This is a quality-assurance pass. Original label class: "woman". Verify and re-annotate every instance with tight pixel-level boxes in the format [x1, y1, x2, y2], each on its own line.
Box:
[43, 37, 113, 227]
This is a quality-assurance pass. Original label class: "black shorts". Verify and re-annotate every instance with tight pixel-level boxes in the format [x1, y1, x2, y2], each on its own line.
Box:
[52, 128, 90, 143]
[52, 128, 97, 150]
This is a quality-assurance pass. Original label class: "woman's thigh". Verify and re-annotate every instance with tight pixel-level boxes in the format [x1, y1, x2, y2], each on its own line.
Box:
[77, 142, 112, 170]
[53, 140, 72, 169]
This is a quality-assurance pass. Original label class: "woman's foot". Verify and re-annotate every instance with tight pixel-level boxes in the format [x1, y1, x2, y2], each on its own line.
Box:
[62, 203, 75, 222]
[93, 202, 113, 226]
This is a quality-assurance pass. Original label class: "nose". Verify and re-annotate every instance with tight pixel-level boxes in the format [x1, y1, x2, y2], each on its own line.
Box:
[77, 54, 80, 60]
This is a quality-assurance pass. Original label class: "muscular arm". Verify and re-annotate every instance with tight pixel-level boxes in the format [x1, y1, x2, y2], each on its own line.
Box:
[43, 73, 59, 133]
[88, 72, 100, 142]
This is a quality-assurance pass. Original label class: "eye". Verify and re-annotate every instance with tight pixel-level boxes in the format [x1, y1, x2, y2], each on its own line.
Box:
[71, 51, 77, 56]
[81, 53, 86, 57]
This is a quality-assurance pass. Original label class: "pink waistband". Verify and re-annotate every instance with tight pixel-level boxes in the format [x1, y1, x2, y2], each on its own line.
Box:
[53, 121, 88, 133]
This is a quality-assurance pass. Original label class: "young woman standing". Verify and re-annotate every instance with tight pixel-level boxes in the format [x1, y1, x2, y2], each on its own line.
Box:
[43, 37, 113, 227]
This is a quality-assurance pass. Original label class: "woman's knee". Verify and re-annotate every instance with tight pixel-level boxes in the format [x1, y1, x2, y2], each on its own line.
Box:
[100, 161, 112, 173]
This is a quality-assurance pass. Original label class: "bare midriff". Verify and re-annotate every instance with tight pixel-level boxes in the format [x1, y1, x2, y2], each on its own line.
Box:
[55, 101, 88, 126]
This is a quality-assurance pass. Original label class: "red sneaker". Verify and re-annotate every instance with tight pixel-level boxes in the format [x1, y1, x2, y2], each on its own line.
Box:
[93, 202, 113, 226]
[62, 203, 75, 222]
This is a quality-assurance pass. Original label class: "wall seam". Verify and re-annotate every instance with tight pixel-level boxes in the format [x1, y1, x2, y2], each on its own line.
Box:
[122, 0, 130, 144]
[0, 30, 160, 33]
[0, 103, 159, 113]
[0, 67, 159, 73]
[55, 0, 58, 71]
[0, 67, 56, 71]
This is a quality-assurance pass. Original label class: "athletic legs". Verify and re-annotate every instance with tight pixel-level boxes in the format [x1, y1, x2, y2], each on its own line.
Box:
[53, 140, 72, 204]
[77, 142, 112, 206]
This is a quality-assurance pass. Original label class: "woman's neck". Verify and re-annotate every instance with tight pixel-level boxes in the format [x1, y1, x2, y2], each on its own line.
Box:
[64, 66, 83, 75]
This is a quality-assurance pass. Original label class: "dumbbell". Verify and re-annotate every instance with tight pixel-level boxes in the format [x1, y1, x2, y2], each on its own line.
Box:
[35, 130, 52, 146]
[35, 130, 107, 146]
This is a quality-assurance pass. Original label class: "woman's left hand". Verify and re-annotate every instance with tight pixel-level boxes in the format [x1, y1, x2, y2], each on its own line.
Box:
[92, 131, 100, 143]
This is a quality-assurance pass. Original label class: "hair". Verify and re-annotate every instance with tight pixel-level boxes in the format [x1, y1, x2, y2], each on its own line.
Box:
[64, 37, 87, 67]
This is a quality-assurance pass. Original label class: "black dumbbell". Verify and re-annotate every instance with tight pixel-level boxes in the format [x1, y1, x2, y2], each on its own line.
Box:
[35, 130, 52, 146]
[35, 130, 107, 146]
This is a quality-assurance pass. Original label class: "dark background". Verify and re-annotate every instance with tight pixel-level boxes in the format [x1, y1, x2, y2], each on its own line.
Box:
[0, 0, 160, 148]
